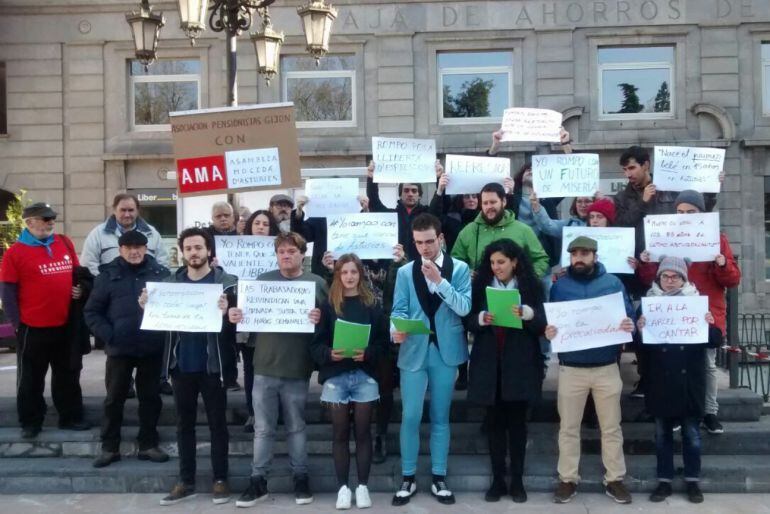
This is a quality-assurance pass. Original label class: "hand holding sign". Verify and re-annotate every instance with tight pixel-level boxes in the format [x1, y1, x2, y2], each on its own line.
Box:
[372, 137, 437, 184]
[141, 282, 224, 333]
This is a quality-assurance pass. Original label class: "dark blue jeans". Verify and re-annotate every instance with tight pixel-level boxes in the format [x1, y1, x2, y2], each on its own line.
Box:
[655, 417, 701, 481]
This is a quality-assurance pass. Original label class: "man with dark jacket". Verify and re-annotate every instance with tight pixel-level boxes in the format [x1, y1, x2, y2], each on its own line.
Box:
[544, 236, 636, 505]
[366, 161, 430, 261]
[84, 230, 171, 468]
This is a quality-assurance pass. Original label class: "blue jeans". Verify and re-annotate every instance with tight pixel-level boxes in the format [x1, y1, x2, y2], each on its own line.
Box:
[655, 417, 701, 482]
[399, 344, 456, 476]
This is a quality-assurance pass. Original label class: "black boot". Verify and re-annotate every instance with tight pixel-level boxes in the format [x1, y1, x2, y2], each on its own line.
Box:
[510, 475, 527, 503]
[484, 476, 507, 502]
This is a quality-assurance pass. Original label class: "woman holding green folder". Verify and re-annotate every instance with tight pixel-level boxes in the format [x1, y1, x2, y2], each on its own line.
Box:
[309, 253, 388, 510]
[466, 239, 546, 503]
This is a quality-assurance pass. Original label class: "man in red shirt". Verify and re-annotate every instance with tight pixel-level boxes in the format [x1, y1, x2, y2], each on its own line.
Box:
[0, 202, 90, 438]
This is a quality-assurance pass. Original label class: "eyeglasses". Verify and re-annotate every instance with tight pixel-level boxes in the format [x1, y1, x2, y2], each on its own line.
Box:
[660, 273, 683, 282]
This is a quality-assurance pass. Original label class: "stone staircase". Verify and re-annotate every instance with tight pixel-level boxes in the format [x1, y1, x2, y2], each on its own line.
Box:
[0, 387, 767, 495]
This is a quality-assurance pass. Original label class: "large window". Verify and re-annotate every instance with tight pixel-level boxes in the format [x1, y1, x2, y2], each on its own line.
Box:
[0, 62, 6, 135]
[129, 59, 200, 131]
[282, 55, 355, 128]
[762, 43, 770, 116]
[438, 51, 512, 124]
[598, 46, 674, 120]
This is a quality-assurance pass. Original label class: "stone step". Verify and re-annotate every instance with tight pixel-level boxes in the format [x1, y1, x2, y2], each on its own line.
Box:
[3, 419, 770, 459]
[1, 454, 769, 495]
[0, 387, 761, 428]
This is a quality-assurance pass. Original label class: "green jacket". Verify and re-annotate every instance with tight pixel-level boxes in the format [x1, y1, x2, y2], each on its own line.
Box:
[451, 210, 550, 277]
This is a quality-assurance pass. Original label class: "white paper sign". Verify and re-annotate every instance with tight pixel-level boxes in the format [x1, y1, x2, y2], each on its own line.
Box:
[444, 154, 510, 195]
[304, 178, 361, 218]
[643, 213, 721, 262]
[215, 235, 277, 280]
[372, 137, 437, 184]
[532, 153, 600, 198]
[641, 296, 709, 345]
[237, 280, 316, 333]
[544, 292, 632, 353]
[326, 213, 398, 259]
[560, 227, 636, 274]
[225, 147, 281, 189]
[500, 108, 562, 143]
[653, 146, 724, 193]
[141, 282, 223, 333]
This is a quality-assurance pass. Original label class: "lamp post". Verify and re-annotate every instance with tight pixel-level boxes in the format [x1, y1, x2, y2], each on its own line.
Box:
[126, 0, 337, 107]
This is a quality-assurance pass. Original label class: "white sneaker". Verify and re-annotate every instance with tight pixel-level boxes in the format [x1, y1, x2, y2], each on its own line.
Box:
[336, 485, 352, 510]
[355, 485, 372, 509]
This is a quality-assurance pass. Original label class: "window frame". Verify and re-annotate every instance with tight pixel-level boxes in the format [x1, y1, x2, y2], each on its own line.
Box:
[0, 61, 6, 136]
[281, 67, 357, 128]
[437, 58, 513, 125]
[762, 43, 770, 117]
[597, 46, 675, 121]
[128, 61, 202, 132]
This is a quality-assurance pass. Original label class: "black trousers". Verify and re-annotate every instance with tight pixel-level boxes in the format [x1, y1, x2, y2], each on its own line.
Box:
[101, 354, 163, 452]
[16, 323, 83, 429]
[171, 371, 229, 485]
[487, 398, 529, 478]
[240, 345, 255, 416]
[220, 328, 238, 386]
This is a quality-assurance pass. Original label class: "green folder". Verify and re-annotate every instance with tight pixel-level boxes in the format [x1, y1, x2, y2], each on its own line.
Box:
[486, 286, 523, 329]
[390, 317, 432, 335]
[333, 319, 371, 358]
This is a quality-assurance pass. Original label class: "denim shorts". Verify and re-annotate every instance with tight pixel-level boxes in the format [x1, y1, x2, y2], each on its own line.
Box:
[320, 369, 380, 404]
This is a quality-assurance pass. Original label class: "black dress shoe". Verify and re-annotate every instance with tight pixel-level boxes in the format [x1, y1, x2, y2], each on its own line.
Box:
[510, 475, 527, 503]
[484, 477, 507, 502]
[21, 426, 41, 439]
[59, 420, 92, 431]
[159, 380, 173, 396]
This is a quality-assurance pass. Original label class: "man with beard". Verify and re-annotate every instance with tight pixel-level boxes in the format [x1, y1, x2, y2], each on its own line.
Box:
[544, 236, 635, 505]
[269, 194, 295, 234]
[451, 182, 549, 277]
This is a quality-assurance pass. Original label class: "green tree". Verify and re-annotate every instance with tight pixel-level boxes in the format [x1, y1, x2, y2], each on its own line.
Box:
[616, 82, 644, 113]
[0, 189, 29, 251]
[442, 85, 458, 118]
[654, 81, 671, 112]
[443, 78, 494, 118]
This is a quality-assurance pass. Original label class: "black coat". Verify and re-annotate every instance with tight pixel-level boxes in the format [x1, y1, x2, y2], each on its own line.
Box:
[466, 289, 546, 405]
[643, 324, 723, 419]
[84, 255, 170, 358]
[65, 265, 94, 370]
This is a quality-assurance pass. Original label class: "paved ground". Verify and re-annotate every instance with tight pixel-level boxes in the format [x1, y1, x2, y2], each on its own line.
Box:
[0, 345, 731, 397]
[1, 492, 769, 513]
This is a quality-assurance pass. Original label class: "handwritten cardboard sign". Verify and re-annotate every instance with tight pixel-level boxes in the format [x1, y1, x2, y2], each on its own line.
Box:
[215, 235, 277, 280]
[544, 292, 632, 353]
[237, 280, 316, 333]
[304, 178, 361, 218]
[444, 154, 510, 195]
[532, 153, 600, 198]
[560, 227, 636, 274]
[641, 296, 709, 345]
[643, 213, 721, 262]
[499, 108, 562, 143]
[169, 103, 301, 196]
[653, 146, 724, 193]
[141, 282, 223, 333]
[326, 213, 398, 260]
[372, 137, 436, 184]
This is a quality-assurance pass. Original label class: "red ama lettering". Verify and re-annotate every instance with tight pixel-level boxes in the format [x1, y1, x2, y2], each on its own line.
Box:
[177, 154, 228, 194]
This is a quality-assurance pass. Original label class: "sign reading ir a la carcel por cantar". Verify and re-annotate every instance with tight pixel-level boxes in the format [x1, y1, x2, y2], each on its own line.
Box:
[169, 103, 301, 197]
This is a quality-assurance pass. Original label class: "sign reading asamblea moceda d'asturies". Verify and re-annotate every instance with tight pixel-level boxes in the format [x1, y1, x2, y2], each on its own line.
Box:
[169, 103, 301, 197]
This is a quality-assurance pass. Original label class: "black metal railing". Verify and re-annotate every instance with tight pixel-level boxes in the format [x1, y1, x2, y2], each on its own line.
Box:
[734, 312, 770, 401]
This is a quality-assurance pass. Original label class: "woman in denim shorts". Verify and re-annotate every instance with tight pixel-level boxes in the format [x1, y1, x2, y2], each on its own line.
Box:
[309, 253, 388, 510]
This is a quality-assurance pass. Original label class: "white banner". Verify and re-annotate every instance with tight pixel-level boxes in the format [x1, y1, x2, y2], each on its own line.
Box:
[643, 212, 721, 262]
[444, 154, 510, 195]
[641, 296, 710, 345]
[544, 292, 632, 353]
[560, 227, 636, 274]
[372, 137, 436, 184]
[499, 108, 562, 143]
[532, 153, 600, 198]
[141, 282, 223, 333]
[237, 280, 316, 333]
[225, 147, 281, 189]
[653, 146, 724, 193]
[215, 235, 277, 280]
[326, 213, 399, 259]
[304, 178, 361, 218]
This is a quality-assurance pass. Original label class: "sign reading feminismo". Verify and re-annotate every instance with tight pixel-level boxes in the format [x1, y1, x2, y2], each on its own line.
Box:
[169, 103, 301, 197]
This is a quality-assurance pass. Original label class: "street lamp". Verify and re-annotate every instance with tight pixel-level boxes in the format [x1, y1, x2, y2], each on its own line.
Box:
[126, 0, 337, 105]
[125, 0, 165, 70]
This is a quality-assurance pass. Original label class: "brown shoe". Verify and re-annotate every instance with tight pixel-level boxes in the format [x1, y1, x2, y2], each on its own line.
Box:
[212, 480, 231, 505]
[159, 483, 196, 506]
[553, 481, 577, 503]
[605, 480, 632, 504]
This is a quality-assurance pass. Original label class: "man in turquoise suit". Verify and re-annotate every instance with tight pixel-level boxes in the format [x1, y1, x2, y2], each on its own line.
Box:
[390, 213, 471, 506]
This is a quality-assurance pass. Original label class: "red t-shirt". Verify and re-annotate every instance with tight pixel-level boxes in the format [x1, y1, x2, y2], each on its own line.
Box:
[0, 235, 79, 327]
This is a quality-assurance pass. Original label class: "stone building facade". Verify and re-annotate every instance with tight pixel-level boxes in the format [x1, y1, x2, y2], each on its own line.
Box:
[0, 0, 768, 311]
